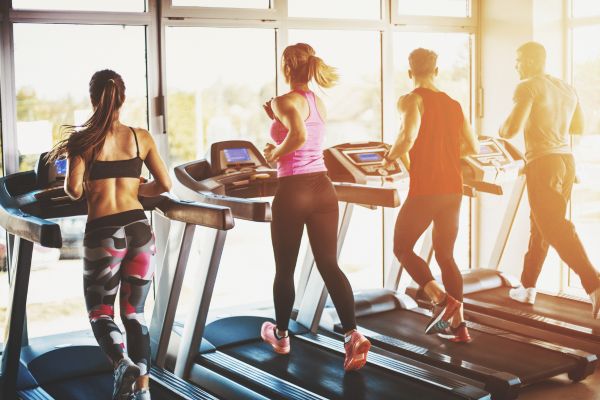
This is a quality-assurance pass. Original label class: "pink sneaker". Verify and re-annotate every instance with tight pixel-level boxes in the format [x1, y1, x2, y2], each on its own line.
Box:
[261, 322, 290, 354]
[437, 322, 473, 344]
[343, 331, 371, 371]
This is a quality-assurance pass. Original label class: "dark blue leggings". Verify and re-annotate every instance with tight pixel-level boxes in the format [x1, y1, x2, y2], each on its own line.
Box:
[271, 172, 357, 332]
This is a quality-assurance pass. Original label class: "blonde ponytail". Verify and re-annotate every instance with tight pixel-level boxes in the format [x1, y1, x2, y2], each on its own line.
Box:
[307, 55, 338, 88]
[282, 43, 338, 89]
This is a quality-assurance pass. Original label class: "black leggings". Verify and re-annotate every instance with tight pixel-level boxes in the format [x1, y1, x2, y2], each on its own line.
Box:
[393, 194, 463, 301]
[271, 172, 357, 332]
[84, 209, 155, 375]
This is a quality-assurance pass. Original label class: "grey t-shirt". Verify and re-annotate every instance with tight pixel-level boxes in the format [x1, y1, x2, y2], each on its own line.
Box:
[513, 74, 578, 162]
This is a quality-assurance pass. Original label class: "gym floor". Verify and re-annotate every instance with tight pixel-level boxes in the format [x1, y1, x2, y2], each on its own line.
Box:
[520, 368, 600, 399]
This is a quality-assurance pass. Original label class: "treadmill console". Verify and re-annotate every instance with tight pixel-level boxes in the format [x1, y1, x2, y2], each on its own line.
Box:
[324, 142, 409, 186]
[462, 137, 525, 187]
[174, 140, 278, 198]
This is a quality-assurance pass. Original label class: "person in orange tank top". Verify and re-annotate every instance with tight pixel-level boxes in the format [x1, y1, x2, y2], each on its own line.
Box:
[382, 48, 478, 342]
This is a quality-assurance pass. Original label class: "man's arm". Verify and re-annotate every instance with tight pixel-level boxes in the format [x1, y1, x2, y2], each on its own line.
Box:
[569, 102, 584, 135]
[499, 83, 533, 139]
[385, 93, 421, 165]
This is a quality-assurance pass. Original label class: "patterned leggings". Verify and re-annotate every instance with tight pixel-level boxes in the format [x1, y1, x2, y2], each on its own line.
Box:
[83, 209, 155, 375]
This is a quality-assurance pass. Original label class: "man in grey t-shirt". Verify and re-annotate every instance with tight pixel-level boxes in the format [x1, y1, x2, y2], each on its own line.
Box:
[499, 41, 600, 318]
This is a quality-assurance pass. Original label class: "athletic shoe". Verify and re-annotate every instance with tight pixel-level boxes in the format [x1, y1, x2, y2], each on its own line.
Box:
[113, 358, 140, 400]
[509, 285, 537, 305]
[424, 294, 461, 335]
[343, 331, 371, 371]
[590, 287, 600, 319]
[130, 389, 151, 400]
[260, 321, 290, 354]
[437, 322, 472, 343]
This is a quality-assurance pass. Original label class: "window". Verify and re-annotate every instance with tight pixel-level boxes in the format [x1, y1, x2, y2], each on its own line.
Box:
[172, 0, 269, 8]
[165, 27, 275, 168]
[572, 0, 600, 18]
[396, 0, 470, 18]
[288, 0, 381, 20]
[13, 23, 148, 172]
[568, 24, 600, 293]
[393, 32, 472, 116]
[12, 23, 149, 337]
[166, 27, 276, 312]
[288, 30, 382, 146]
[12, 0, 145, 12]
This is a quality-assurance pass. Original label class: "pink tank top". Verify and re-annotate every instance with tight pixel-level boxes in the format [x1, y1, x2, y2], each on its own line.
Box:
[269, 90, 327, 178]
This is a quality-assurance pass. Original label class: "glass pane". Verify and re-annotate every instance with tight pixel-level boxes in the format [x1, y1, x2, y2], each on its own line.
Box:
[288, 30, 383, 288]
[14, 24, 148, 172]
[569, 25, 600, 294]
[573, 0, 600, 18]
[172, 0, 269, 8]
[13, 0, 145, 12]
[393, 32, 471, 120]
[165, 27, 276, 314]
[288, 0, 381, 20]
[288, 30, 381, 145]
[397, 0, 470, 17]
[0, 229, 7, 351]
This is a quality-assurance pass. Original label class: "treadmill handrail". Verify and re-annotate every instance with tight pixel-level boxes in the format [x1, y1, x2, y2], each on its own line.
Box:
[332, 182, 400, 208]
[0, 175, 62, 248]
[174, 161, 272, 222]
[144, 193, 234, 231]
[192, 191, 271, 222]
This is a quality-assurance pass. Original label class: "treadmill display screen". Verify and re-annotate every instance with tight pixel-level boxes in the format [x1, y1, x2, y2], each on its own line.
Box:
[224, 148, 252, 163]
[349, 152, 383, 164]
[55, 159, 67, 178]
[479, 144, 501, 156]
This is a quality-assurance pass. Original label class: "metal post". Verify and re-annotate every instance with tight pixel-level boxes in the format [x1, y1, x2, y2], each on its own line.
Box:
[487, 175, 526, 270]
[150, 222, 195, 368]
[174, 229, 227, 378]
[1, 237, 34, 399]
[296, 203, 354, 333]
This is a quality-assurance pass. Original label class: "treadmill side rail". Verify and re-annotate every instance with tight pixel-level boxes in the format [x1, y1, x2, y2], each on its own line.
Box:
[297, 333, 491, 400]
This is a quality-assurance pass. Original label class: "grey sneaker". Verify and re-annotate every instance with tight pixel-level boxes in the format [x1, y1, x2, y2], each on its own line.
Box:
[113, 358, 140, 400]
[591, 287, 600, 319]
[131, 389, 151, 400]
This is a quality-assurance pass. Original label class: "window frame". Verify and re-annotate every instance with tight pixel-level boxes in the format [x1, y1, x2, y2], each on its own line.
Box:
[562, 0, 600, 296]
[0, 0, 480, 324]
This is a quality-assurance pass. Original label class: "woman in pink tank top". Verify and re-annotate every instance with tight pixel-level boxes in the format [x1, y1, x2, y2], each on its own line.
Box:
[259, 43, 371, 371]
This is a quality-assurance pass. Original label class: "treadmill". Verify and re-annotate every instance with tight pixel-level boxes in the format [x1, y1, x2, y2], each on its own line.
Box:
[295, 140, 597, 400]
[410, 138, 600, 356]
[0, 153, 237, 399]
[172, 140, 491, 400]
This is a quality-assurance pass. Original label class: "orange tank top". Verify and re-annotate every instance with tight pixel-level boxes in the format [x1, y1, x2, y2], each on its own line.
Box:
[408, 87, 463, 196]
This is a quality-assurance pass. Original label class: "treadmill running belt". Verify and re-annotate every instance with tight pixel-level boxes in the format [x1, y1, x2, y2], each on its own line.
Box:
[467, 287, 600, 334]
[42, 373, 185, 400]
[221, 336, 469, 400]
[358, 309, 578, 383]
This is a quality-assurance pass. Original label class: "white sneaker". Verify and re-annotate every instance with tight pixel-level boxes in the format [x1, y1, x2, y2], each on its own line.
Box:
[509, 285, 536, 305]
[590, 287, 600, 319]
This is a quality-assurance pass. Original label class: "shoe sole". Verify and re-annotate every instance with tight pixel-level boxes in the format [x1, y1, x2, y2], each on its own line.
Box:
[260, 330, 290, 355]
[509, 295, 535, 305]
[344, 339, 371, 371]
[113, 365, 140, 400]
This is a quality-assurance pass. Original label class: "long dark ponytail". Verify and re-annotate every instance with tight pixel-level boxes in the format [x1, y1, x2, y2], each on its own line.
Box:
[46, 69, 126, 167]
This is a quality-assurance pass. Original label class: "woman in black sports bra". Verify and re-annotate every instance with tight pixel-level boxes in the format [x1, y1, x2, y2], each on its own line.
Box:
[47, 69, 171, 400]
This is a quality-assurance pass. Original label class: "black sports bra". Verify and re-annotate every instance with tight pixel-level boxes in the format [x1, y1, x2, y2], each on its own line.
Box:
[88, 127, 143, 180]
